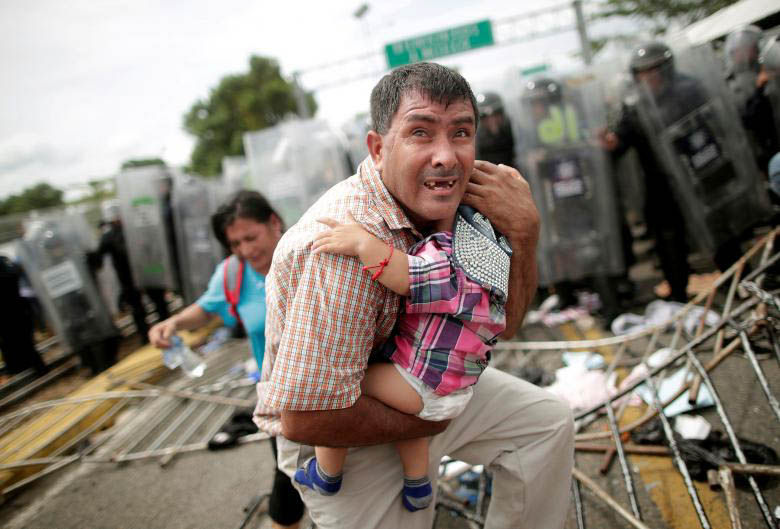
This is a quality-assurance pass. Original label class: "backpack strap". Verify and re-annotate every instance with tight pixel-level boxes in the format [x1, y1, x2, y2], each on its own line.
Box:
[222, 255, 244, 327]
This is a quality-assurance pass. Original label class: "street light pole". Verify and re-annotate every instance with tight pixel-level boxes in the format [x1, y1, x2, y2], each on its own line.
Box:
[573, 0, 593, 65]
[292, 72, 310, 119]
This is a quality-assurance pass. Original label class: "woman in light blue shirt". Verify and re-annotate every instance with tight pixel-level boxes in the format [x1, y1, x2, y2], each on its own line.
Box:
[148, 190, 304, 529]
[196, 248, 268, 372]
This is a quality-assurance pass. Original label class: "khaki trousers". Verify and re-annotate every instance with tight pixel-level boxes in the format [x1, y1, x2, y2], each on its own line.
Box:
[277, 367, 574, 529]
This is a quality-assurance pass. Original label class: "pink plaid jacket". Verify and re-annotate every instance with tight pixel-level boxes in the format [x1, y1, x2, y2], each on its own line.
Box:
[386, 232, 506, 396]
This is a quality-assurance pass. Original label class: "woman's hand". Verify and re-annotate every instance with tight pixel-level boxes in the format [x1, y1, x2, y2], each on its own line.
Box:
[313, 211, 372, 257]
[148, 318, 178, 349]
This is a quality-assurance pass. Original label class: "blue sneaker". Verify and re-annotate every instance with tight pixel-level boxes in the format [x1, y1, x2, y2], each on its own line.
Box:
[294, 457, 342, 496]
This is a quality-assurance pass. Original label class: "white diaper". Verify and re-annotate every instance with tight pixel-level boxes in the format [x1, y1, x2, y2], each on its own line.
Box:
[393, 363, 474, 421]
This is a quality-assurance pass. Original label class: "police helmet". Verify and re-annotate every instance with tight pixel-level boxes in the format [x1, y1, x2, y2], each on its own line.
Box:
[522, 77, 562, 102]
[629, 41, 674, 75]
[725, 25, 762, 72]
[100, 199, 121, 223]
[476, 92, 504, 117]
[760, 36, 780, 75]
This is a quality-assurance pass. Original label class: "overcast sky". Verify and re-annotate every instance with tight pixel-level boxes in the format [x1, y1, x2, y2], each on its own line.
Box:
[0, 0, 618, 200]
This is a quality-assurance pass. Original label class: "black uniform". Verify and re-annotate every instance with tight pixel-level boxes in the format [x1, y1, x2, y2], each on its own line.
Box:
[91, 221, 152, 339]
[742, 85, 780, 173]
[612, 73, 712, 302]
[476, 118, 516, 167]
[0, 256, 47, 375]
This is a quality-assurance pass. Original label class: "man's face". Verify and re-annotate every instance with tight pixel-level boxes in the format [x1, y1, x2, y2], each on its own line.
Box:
[635, 67, 664, 95]
[482, 112, 503, 134]
[368, 92, 476, 231]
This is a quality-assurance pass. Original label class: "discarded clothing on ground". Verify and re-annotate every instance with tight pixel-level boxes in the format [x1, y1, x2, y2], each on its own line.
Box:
[545, 363, 618, 411]
[632, 419, 778, 484]
[515, 366, 555, 387]
[208, 409, 258, 450]
[619, 348, 714, 416]
[611, 300, 719, 337]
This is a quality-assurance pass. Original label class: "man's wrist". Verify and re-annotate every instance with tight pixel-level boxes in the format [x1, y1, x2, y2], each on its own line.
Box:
[505, 219, 540, 249]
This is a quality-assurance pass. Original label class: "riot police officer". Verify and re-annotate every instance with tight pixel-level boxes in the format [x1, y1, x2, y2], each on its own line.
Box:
[518, 75, 626, 319]
[725, 25, 763, 111]
[90, 200, 154, 341]
[600, 41, 694, 302]
[18, 219, 119, 374]
[600, 41, 770, 301]
[0, 255, 47, 376]
[726, 26, 779, 173]
[476, 92, 516, 167]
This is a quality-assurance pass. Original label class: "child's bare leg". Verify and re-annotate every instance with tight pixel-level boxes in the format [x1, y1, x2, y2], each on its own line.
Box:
[363, 363, 433, 511]
[396, 436, 429, 479]
[294, 446, 345, 496]
[316, 446, 347, 476]
[396, 436, 433, 511]
[361, 363, 423, 415]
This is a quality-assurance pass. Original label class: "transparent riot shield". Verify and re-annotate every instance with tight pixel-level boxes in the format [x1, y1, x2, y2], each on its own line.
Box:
[221, 155, 248, 196]
[243, 120, 352, 227]
[171, 173, 224, 304]
[727, 70, 758, 112]
[760, 36, 780, 158]
[341, 114, 371, 172]
[115, 165, 179, 290]
[634, 44, 771, 253]
[509, 75, 624, 287]
[16, 216, 117, 353]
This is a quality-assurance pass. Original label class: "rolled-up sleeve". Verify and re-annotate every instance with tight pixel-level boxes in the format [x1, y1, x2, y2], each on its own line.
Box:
[195, 261, 237, 327]
[264, 244, 383, 411]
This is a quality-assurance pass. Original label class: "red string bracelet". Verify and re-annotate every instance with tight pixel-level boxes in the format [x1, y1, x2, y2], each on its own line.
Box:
[362, 243, 394, 280]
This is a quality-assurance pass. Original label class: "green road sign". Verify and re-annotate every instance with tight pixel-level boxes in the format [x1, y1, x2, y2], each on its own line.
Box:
[384, 20, 494, 69]
[521, 63, 549, 77]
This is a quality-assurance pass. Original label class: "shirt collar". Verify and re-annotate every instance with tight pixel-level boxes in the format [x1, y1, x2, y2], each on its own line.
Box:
[358, 156, 421, 237]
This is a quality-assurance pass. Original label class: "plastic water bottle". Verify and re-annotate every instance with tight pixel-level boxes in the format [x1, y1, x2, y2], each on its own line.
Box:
[163, 335, 206, 378]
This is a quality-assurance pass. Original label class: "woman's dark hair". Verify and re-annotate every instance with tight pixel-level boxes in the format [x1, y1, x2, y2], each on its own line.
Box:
[210, 190, 282, 251]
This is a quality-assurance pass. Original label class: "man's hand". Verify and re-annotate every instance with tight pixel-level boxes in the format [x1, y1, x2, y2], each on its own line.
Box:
[757, 67, 774, 89]
[463, 160, 539, 246]
[463, 160, 539, 337]
[597, 127, 620, 151]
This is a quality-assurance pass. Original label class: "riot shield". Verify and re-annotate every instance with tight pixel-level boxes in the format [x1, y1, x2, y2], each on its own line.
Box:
[760, 36, 780, 160]
[509, 75, 624, 286]
[633, 44, 771, 253]
[171, 173, 224, 304]
[243, 120, 352, 227]
[16, 216, 117, 353]
[727, 70, 758, 112]
[221, 155, 248, 196]
[341, 114, 371, 172]
[115, 165, 179, 290]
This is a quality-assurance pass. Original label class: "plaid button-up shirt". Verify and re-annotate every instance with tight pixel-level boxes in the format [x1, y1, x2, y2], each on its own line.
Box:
[386, 232, 506, 397]
[254, 158, 418, 434]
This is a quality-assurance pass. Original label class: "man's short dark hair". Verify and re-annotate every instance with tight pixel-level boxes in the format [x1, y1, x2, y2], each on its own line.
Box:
[370, 62, 479, 135]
